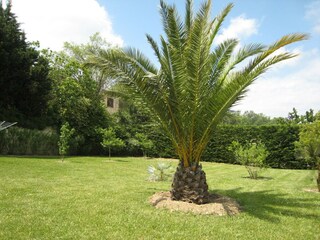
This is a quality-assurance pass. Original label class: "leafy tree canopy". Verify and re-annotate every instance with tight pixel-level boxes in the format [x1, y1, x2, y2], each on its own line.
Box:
[0, 1, 51, 128]
[63, 33, 115, 93]
[98, 127, 125, 158]
[221, 110, 273, 125]
[48, 50, 110, 154]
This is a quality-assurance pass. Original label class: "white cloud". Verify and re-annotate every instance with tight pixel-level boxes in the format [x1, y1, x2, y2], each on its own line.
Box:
[305, 0, 320, 35]
[267, 47, 303, 72]
[215, 15, 258, 44]
[233, 49, 320, 117]
[11, 0, 123, 50]
[314, 25, 320, 34]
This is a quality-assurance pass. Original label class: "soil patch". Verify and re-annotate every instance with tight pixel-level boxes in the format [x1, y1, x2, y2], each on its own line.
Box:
[149, 191, 241, 216]
[303, 188, 319, 193]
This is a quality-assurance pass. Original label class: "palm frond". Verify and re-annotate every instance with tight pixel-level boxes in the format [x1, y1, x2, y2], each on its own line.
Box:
[146, 34, 161, 65]
[197, 49, 307, 152]
[208, 3, 233, 47]
[185, 0, 193, 34]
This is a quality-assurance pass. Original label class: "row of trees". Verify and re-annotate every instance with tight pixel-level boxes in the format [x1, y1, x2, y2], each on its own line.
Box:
[222, 108, 320, 125]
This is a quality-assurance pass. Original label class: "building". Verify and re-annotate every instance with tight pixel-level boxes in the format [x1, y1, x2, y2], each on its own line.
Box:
[104, 96, 119, 114]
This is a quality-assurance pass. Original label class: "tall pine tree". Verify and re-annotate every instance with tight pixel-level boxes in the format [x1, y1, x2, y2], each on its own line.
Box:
[0, 1, 51, 128]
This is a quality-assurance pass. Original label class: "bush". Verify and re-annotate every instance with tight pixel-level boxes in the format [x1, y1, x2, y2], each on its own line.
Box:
[228, 141, 269, 179]
[295, 121, 320, 191]
[0, 127, 58, 155]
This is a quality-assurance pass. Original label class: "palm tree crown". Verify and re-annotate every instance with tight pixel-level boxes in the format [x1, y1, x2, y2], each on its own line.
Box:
[88, 0, 307, 168]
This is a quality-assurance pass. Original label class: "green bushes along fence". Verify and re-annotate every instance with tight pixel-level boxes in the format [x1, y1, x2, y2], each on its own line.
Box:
[148, 125, 304, 169]
[0, 127, 58, 155]
[0, 125, 308, 169]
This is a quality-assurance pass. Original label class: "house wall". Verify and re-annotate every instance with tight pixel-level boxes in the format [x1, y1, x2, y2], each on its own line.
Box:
[104, 96, 119, 114]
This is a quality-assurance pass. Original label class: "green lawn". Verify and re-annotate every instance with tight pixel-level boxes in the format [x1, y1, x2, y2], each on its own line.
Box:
[0, 156, 319, 240]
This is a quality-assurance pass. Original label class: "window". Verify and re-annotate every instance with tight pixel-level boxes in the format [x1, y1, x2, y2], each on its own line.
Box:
[107, 97, 114, 108]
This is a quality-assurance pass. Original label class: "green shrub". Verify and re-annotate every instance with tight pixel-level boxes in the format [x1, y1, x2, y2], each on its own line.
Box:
[228, 141, 269, 179]
[295, 121, 320, 191]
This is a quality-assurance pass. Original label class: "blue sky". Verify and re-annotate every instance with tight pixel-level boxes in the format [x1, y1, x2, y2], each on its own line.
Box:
[101, 0, 316, 51]
[9, 0, 320, 117]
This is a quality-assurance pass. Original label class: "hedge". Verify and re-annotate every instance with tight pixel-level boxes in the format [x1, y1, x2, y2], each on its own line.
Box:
[145, 124, 306, 169]
[0, 127, 59, 155]
[0, 124, 308, 169]
[202, 125, 303, 169]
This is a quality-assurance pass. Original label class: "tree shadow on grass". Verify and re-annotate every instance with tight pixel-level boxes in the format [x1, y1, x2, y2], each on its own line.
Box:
[102, 159, 129, 163]
[241, 176, 273, 180]
[211, 188, 320, 222]
[13, 155, 58, 159]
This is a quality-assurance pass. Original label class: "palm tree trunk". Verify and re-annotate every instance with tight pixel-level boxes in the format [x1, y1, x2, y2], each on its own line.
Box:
[171, 162, 210, 204]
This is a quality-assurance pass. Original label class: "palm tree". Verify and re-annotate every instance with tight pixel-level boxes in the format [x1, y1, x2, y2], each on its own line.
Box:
[88, 0, 307, 204]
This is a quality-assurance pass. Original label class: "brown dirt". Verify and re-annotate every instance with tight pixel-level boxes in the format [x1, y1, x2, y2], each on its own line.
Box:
[303, 188, 320, 193]
[149, 191, 241, 216]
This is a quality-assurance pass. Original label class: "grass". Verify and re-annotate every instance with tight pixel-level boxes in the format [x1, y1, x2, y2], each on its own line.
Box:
[0, 156, 319, 240]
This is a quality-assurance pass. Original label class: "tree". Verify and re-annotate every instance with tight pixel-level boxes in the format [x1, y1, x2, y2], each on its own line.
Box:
[49, 52, 110, 155]
[129, 133, 154, 157]
[88, 0, 307, 204]
[109, 98, 157, 156]
[288, 108, 301, 123]
[295, 121, 320, 191]
[0, 2, 51, 128]
[63, 33, 114, 93]
[221, 110, 273, 125]
[287, 108, 316, 124]
[58, 122, 75, 162]
[99, 128, 125, 158]
[305, 109, 315, 123]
